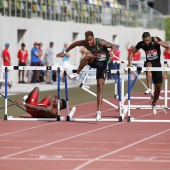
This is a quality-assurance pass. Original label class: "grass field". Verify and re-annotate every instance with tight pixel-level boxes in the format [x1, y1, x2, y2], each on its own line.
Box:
[0, 75, 169, 119]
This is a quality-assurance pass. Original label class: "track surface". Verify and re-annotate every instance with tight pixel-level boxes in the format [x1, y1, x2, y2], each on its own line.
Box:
[0, 92, 170, 170]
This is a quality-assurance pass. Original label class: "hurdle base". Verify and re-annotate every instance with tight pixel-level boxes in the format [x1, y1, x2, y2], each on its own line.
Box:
[6, 116, 65, 121]
[127, 116, 131, 122]
[66, 115, 70, 121]
[70, 118, 120, 122]
[119, 116, 122, 122]
[57, 115, 61, 121]
[130, 117, 170, 123]
[4, 114, 7, 120]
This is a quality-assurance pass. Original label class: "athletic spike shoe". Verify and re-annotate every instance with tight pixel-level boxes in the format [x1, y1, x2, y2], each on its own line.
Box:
[23, 95, 28, 102]
[68, 73, 79, 80]
[144, 88, 153, 94]
[151, 102, 157, 115]
[96, 111, 101, 121]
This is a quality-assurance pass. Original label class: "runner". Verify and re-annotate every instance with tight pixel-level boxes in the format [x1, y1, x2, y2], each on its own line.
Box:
[56, 31, 116, 121]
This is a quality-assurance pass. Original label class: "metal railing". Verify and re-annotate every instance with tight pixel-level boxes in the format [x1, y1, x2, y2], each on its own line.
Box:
[0, 0, 164, 29]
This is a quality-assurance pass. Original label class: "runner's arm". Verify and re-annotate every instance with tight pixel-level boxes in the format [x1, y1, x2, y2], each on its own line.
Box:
[128, 47, 138, 66]
[99, 39, 116, 54]
[153, 37, 169, 49]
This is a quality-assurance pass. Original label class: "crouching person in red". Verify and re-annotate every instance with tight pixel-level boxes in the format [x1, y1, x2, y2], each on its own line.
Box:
[14, 87, 66, 118]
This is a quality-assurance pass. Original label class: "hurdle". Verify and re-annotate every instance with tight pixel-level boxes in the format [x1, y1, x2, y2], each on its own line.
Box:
[56, 67, 77, 121]
[2, 66, 75, 121]
[68, 69, 128, 122]
[124, 67, 170, 123]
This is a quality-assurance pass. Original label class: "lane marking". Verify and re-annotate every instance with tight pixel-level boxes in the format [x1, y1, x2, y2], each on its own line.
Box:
[73, 129, 170, 170]
[0, 122, 123, 159]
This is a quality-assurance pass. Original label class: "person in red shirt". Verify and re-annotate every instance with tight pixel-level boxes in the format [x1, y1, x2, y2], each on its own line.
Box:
[126, 42, 141, 67]
[17, 43, 28, 83]
[3, 43, 11, 66]
[164, 47, 170, 59]
[108, 45, 120, 79]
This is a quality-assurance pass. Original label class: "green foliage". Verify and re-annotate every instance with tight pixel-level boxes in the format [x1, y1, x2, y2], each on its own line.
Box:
[165, 18, 170, 41]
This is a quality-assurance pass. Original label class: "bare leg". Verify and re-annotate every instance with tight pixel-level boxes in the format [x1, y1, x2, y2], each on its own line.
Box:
[97, 78, 105, 111]
[22, 70, 25, 82]
[152, 83, 162, 105]
[145, 62, 152, 89]
[18, 70, 21, 82]
[77, 53, 94, 74]
[46, 71, 50, 82]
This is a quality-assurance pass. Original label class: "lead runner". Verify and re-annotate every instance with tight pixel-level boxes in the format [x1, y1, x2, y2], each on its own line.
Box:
[56, 31, 116, 121]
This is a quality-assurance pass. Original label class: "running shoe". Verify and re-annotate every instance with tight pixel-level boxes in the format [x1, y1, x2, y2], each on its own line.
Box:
[144, 88, 153, 94]
[68, 73, 79, 80]
[96, 111, 101, 121]
[151, 102, 157, 115]
[23, 95, 28, 102]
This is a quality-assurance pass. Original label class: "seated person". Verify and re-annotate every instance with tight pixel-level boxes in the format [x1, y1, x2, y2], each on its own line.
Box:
[14, 87, 66, 118]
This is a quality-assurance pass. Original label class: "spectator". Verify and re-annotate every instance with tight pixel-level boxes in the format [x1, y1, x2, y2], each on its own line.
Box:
[62, 43, 75, 81]
[2, 42, 11, 86]
[3, 43, 11, 66]
[39, 57, 45, 83]
[31, 42, 41, 83]
[108, 45, 120, 79]
[44, 42, 54, 84]
[164, 47, 170, 59]
[126, 42, 141, 67]
[37, 42, 43, 82]
[17, 43, 28, 83]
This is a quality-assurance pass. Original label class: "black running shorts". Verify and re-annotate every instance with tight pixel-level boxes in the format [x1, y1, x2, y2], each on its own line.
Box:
[144, 61, 163, 84]
[88, 59, 107, 79]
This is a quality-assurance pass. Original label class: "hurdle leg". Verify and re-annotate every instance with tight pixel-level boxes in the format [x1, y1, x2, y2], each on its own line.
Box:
[57, 67, 61, 121]
[4, 67, 8, 120]
[164, 78, 168, 108]
[127, 68, 131, 122]
[63, 71, 71, 121]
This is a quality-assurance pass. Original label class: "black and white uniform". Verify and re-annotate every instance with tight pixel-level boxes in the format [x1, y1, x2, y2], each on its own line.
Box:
[136, 37, 163, 84]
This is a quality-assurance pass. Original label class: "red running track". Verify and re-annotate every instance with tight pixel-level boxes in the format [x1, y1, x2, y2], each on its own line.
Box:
[0, 92, 170, 170]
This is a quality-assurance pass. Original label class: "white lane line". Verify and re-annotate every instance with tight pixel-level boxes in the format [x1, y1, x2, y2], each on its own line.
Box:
[73, 141, 123, 144]
[0, 106, 115, 138]
[52, 147, 107, 150]
[2, 157, 170, 163]
[0, 140, 43, 143]
[0, 147, 22, 149]
[0, 122, 123, 159]
[0, 122, 58, 137]
[73, 128, 170, 170]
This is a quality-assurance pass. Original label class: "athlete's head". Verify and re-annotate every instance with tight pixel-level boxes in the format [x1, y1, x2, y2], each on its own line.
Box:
[85, 31, 95, 47]
[52, 96, 66, 110]
[142, 32, 151, 46]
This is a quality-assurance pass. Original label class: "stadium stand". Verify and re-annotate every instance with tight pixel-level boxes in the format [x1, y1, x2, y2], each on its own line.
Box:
[0, 0, 164, 29]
